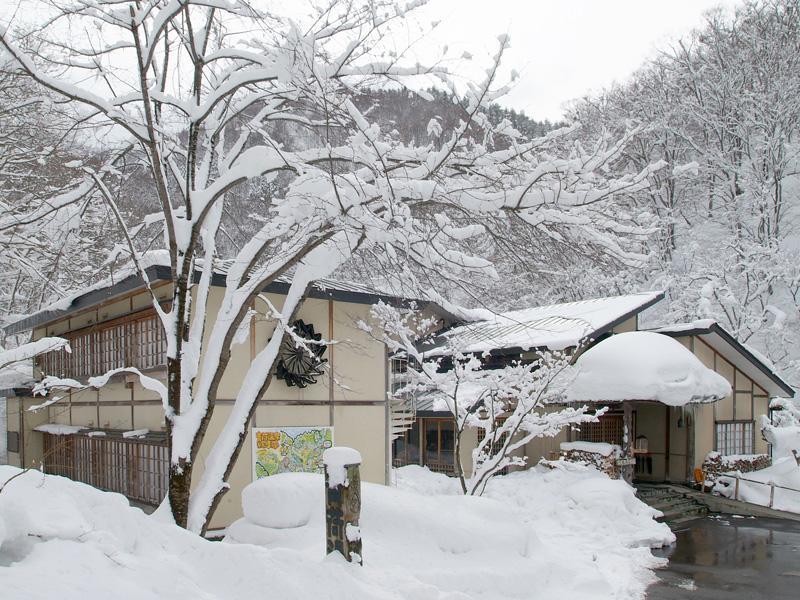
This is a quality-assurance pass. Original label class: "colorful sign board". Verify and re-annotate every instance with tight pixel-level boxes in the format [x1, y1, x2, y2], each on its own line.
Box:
[252, 426, 334, 480]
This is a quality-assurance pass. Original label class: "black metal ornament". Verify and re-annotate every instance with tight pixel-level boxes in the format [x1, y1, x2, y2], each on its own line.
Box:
[276, 319, 328, 388]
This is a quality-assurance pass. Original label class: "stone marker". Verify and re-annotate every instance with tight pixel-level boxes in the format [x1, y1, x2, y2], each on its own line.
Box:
[322, 446, 363, 565]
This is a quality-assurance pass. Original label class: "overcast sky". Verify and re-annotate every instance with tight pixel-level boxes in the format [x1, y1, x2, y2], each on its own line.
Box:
[0, 0, 741, 123]
[412, 0, 740, 122]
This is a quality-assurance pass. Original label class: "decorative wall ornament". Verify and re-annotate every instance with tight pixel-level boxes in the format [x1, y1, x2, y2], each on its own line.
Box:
[276, 319, 328, 388]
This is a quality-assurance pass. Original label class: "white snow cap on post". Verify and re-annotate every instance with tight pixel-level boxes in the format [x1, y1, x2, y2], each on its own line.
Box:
[566, 331, 731, 406]
[322, 447, 362, 488]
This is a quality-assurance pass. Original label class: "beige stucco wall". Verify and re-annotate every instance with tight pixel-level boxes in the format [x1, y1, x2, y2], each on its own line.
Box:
[5, 396, 50, 469]
[20, 283, 390, 527]
[670, 335, 771, 469]
[611, 316, 637, 334]
[523, 429, 567, 466]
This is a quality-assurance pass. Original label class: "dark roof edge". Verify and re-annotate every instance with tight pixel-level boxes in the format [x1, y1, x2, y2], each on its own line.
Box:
[656, 323, 794, 398]
[5, 264, 446, 334]
[0, 386, 34, 397]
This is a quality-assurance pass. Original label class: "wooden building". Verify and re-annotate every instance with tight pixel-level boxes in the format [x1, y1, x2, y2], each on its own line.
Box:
[2, 262, 446, 529]
[392, 293, 795, 483]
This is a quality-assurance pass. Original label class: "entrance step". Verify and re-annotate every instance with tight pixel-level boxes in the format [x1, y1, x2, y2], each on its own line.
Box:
[636, 484, 708, 525]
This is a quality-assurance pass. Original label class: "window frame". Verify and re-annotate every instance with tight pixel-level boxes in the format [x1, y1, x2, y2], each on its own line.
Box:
[715, 420, 755, 456]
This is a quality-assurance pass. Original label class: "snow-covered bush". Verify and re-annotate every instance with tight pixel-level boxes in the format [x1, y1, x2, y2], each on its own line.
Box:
[762, 399, 800, 460]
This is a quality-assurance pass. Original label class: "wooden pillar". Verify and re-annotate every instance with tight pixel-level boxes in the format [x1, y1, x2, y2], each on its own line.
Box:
[323, 447, 363, 565]
[622, 402, 634, 484]
[664, 405, 671, 482]
[686, 406, 695, 482]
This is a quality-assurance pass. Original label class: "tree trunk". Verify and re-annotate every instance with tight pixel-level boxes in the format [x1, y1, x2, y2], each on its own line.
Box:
[168, 457, 193, 529]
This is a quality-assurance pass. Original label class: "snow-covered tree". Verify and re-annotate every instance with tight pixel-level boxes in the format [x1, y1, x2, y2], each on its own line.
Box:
[1, 0, 662, 532]
[566, 0, 800, 388]
[0, 53, 112, 341]
[364, 302, 600, 495]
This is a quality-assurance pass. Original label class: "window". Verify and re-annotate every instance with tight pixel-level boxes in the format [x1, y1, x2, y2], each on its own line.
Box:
[576, 413, 625, 446]
[392, 422, 421, 468]
[7, 431, 19, 454]
[476, 417, 510, 475]
[390, 356, 409, 396]
[423, 418, 455, 474]
[39, 310, 167, 379]
[715, 421, 754, 456]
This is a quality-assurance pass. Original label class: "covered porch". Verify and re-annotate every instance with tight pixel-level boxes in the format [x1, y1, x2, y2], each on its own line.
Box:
[571, 402, 698, 484]
[566, 331, 732, 484]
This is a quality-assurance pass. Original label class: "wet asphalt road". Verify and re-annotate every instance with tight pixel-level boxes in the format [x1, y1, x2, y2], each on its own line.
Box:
[647, 516, 800, 599]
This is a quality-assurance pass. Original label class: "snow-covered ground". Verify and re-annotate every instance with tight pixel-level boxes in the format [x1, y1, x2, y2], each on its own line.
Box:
[0, 462, 673, 599]
[0, 400, 6, 464]
[714, 457, 800, 513]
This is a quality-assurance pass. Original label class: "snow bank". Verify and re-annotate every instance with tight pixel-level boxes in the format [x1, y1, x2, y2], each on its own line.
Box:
[228, 465, 672, 600]
[567, 331, 731, 405]
[242, 472, 318, 528]
[0, 463, 672, 600]
[397, 464, 674, 596]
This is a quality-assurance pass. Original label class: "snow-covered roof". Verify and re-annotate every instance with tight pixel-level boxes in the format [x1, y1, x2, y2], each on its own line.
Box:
[5, 252, 440, 334]
[650, 320, 794, 398]
[566, 331, 731, 406]
[426, 291, 663, 355]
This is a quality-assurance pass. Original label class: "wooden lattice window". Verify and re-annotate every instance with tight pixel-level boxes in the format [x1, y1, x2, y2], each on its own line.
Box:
[42, 431, 168, 506]
[38, 310, 167, 379]
[476, 417, 510, 475]
[575, 413, 625, 446]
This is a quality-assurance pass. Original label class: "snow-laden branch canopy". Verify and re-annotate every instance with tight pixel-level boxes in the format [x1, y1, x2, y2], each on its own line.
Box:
[0, 0, 666, 531]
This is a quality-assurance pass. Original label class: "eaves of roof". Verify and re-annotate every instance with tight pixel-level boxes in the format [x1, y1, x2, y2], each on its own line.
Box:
[5, 264, 452, 334]
[654, 322, 794, 398]
[428, 291, 665, 358]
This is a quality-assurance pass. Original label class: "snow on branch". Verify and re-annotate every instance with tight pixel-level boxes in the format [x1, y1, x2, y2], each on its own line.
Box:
[0, 338, 70, 370]
[365, 302, 601, 495]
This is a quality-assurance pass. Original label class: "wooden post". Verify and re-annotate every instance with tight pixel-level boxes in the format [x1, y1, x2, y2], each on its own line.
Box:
[622, 402, 634, 484]
[323, 447, 363, 565]
[734, 474, 740, 501]
[664, 405, 671, 482]
[769, 482, 775, 508]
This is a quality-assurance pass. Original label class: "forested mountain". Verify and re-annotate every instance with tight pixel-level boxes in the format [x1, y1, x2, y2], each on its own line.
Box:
[1, 0, 798, 390]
